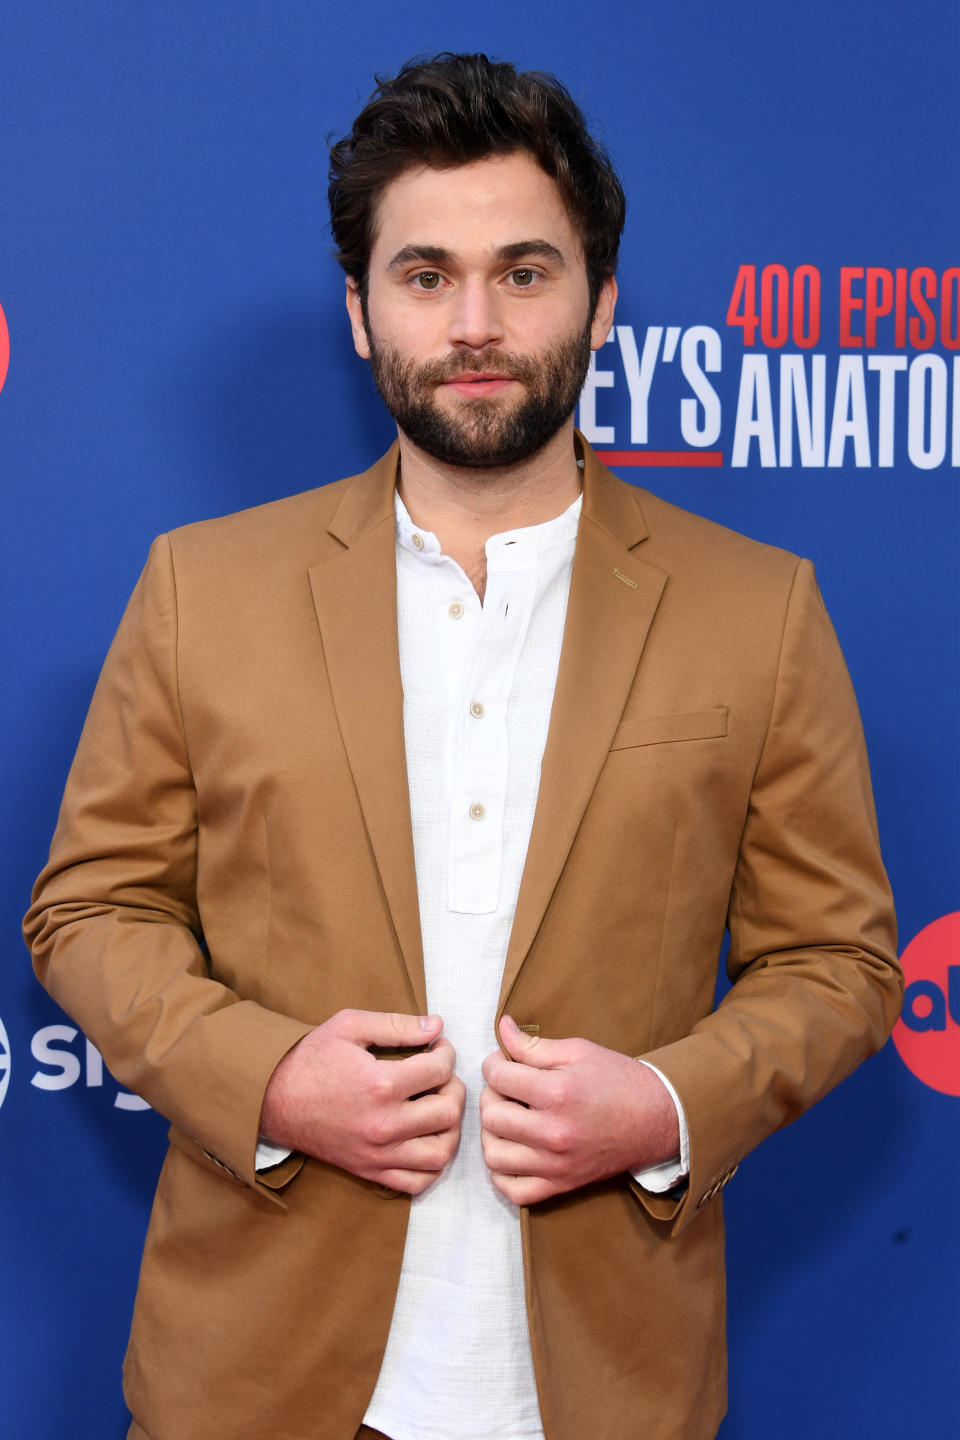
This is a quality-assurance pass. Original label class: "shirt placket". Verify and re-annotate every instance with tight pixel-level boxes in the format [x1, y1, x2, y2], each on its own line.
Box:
[448, 538, 538, 915]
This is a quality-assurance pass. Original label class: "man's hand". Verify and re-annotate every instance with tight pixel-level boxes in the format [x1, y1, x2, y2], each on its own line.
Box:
[260, 1010, 466, 1195]
[480, 1015, 680, 1206]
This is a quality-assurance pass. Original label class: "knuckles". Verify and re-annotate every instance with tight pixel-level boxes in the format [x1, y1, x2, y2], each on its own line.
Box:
[389, 1171, 431, 1196]
[366, 1069, 399, 1107]
[433, 1100, 460, 1133]
[481, 1051, 503, 1085]
[547, 1072, 571, 1110]
[426, 1038, 457, 1081]
[543, 1115, 573, 1155]
[437, 1132, 460, 1164]
[386, 1010, 417, 1040]
[358, 1109, 397, 1147]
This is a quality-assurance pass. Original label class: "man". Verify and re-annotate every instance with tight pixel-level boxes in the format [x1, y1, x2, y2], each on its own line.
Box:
[25, 53, 901, 1440]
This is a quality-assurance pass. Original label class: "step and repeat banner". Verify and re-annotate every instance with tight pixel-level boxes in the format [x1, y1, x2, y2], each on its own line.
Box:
[1, 4, 956, 1437]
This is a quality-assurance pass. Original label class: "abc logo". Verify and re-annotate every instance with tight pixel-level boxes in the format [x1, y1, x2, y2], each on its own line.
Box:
[0, 1014, 10, 1110]
[0, 299, 8, 396]
[892, 912, 959, 1096]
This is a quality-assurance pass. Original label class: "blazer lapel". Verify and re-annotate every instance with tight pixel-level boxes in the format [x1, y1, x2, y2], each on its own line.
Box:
[307, 445, 427, 1015]
[498, 445, 667, 1011]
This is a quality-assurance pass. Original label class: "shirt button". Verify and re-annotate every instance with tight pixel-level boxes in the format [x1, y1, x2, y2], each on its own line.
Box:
[469, 701, 485, 718]
[411, 532, 425, 550]
[448, 601, 464, 619]
[469, 802, 486, 821]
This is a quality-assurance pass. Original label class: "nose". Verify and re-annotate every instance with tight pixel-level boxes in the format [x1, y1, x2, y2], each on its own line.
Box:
[446, 277, 505, 350]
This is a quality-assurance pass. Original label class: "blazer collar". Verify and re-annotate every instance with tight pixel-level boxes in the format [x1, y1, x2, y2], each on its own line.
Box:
[578, 433, 650, 548]
[325, 441, 401, 547]
[308, 441, 427, 1013]
[496, 437, 666, 1011]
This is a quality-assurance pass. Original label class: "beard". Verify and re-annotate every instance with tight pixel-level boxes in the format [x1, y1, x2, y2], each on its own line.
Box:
[365, 319, 594, 470]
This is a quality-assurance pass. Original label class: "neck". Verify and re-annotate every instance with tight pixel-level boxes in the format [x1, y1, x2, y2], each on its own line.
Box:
[395, 421, 582, 598]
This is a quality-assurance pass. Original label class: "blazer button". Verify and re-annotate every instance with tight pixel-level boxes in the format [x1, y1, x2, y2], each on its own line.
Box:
[697, 1180, 720, 1209]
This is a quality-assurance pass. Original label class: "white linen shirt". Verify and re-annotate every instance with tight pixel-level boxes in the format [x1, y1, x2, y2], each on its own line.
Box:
[361, 490, 688, 1440]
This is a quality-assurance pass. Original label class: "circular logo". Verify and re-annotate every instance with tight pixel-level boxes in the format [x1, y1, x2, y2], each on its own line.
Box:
[891, 912, 960, 1096]
[0, 300, 8, 395]
[0, 1014, 11, 1110]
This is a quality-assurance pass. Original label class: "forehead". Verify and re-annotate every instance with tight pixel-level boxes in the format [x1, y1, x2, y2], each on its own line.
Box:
[369, 152, 583, 264]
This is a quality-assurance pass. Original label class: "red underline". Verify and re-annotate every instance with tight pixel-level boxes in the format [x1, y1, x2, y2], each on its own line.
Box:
[595, 450, 724, 467]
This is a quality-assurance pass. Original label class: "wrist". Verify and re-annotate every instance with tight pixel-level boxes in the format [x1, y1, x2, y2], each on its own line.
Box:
[634, 1059, 688, 1176]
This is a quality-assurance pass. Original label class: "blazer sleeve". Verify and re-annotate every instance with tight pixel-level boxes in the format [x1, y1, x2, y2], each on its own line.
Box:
[23, 536, 314, 1200]
[635, 558, 902, 1234]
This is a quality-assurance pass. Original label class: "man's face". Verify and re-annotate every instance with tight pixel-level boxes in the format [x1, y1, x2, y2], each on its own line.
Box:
[346, 152, 616, 469]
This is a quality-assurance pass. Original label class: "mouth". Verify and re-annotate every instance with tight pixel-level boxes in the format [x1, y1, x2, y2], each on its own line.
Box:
[441, 372, 518, 397]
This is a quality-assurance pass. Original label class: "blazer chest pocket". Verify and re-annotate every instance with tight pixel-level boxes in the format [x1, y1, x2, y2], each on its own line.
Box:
[609, 706, 729, 751]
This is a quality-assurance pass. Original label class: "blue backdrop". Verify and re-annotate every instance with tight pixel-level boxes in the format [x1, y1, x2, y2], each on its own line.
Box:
[1, 3, 957, 1436]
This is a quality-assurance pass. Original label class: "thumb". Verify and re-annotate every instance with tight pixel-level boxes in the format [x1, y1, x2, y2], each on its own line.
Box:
[498, 1014, 562, 1068]
[337, 1009, 443, 1048]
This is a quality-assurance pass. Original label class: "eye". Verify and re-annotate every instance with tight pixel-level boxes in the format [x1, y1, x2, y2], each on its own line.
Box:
[509, 269, 538, 287]
[414, 271, 442, 290]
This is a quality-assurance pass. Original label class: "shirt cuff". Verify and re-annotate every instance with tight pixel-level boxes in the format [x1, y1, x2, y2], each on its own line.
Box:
[630, 1060, 690, 1193]
[256, 1136, 294, 1171]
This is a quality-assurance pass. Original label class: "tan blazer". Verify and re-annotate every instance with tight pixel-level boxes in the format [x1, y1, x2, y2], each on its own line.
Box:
[26, 439, 901, 1440]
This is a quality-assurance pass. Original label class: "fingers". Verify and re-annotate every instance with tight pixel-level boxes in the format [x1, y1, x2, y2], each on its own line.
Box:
[488, 1172, 558, 1207]
[368, 1082, 466, 1194]
[482, 1044, 561, 1107]
[481, 1128, 554, 1179]
[479, 1085, 565, 1180]
[262, 1010, 467, 1194]
[479, 1094, 563, 1205]
[478, 1085, 540, 1144]
[387, 1086, 464, 1143]
[436, 1070, 467, 1117]
[379, 1168, 445, 1196]
[362, 1072, 465, 1150]
[383, 1128, 461, 1174]
[378, 1145, 463, 1196]
[497, 1014, 582, 1071]
[351, 1072, 465, 1195]
[480, 1094, 567, 1207]
[386, 1035, 459, 1101]
[334, 1008, 443, 1048]
[497, 1013, 561, 1067]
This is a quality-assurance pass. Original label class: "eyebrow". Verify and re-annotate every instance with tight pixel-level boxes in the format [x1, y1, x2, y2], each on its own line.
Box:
[385, 239, 567, 272]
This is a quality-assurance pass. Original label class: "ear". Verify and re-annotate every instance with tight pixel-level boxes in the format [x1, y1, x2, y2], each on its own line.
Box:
[589, 274, 618, 350]
[345, 277, 371, 360]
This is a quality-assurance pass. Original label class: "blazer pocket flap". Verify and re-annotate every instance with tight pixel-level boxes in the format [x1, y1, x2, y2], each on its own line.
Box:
[609, 707, 729, 751]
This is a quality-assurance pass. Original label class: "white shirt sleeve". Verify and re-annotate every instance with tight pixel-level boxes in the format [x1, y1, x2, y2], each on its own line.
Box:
[630, 1060, 690, 1193]
[255, 1137, 293, 1170]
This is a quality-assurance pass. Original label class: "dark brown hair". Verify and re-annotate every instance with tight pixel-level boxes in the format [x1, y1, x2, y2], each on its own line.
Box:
[328, 52, 626, 311]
